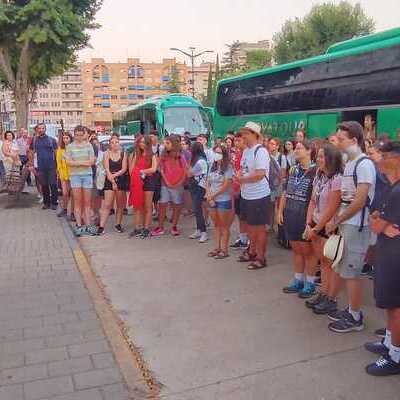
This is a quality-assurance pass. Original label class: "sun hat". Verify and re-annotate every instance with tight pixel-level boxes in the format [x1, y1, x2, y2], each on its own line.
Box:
[240, 121, 263, 139]
[323, 234, 344, 270]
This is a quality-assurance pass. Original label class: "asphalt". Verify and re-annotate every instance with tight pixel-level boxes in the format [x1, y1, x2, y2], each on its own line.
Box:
[79, 215, 400, 400]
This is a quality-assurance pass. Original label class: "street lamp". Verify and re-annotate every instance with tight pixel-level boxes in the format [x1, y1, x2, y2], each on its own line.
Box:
[170, 47, 213, 98]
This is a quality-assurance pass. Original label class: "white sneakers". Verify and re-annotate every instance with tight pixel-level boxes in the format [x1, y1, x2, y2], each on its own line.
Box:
[189, 230, 201, 239]
[189, 230, 208, 243]
[199, 232, 208, 243]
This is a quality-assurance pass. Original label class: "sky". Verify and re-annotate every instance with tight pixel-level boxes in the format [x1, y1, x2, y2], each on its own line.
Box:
[79, 0, 400, 65]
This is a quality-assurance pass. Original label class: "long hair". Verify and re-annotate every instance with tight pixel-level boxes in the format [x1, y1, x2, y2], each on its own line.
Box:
[190, 141, 206, 167]
[320, 144, 343, 178]
[60, 132, 73, 150]
[300, 139, 317, 162]
[283, 139, 295, 156]
[134, 134, 152, 165]
[211, 144, 230, 173]
[161, 134, 182, 161]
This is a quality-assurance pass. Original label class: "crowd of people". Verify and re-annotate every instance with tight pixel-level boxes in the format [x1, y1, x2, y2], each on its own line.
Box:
[0, 119, 399, 377]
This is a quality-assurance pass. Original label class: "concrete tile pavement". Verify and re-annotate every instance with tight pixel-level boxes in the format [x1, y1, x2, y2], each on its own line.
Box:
[80, 212, 399, 400]
[0, 194, 131, 400]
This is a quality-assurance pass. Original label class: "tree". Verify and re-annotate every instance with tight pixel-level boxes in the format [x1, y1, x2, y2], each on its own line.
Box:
[168, 64, 181, 93]
[0, 0, 102, 129]
[246, 49, 272, 71]
[222, 40, 241, 74]
[203, 63, 213, 106]
[273, 1, 375, 65]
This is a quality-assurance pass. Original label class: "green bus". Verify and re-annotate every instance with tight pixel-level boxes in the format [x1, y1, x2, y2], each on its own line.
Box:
[213, 27, 400, 140]
[112, 94, 212, 139]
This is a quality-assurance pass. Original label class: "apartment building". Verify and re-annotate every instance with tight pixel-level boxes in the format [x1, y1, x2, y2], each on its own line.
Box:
[192, 62, 215, 99]
[82, 58, 189, 130]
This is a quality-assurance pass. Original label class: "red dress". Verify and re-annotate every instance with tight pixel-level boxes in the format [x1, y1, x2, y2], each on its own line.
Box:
[129, 156, 147, 210]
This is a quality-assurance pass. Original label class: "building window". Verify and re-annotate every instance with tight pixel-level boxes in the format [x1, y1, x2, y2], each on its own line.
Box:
[128, 65, 144, 79]
[92, 65, 110, 83]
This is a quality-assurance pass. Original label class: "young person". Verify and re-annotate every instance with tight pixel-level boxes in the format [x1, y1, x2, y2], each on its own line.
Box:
[284, 140, 296, 169]
[128, 135, 157, 238]
[152, 135, 187, 236]
[295, 129, 307, 144]
[181, 137, 193, 216]
[364, 141, 400, 376]
[65, 126, 96, 236]
[187, 142, 208, 243]
[325, 121, 376, 333]
[206, 144, 234, 258]
[303, 144, 343, 313]
[231, 131, 248, 249]
[98, 134, 129, 234]
[278, 140, 318, 298]
[56, 132, 73, 218]
[236, 122, 271, 270]
[17, 128, 32, 186]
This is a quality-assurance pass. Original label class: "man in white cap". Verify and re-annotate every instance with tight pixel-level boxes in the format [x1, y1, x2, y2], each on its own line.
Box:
[235, 121, 271, 270]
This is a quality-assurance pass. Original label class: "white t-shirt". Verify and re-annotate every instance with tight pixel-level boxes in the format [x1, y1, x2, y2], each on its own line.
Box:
[340, 153, 376, 227]
[240, 144, 271, 200]
[192, 158, 208, 189]
[271, 152, 288, 170]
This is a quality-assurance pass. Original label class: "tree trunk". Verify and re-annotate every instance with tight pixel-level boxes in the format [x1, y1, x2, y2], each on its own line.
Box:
[14, 89, 29, 130]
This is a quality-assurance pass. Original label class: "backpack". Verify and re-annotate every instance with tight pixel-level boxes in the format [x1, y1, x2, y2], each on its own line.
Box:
[350, 156, 377, 232]
[254, 145, 281, 193]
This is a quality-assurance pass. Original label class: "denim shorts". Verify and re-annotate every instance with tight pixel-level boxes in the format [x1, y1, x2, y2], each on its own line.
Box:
[160, 185, 184, 205]
[70, 174, 93, 189]
[209, 200, 232, 211]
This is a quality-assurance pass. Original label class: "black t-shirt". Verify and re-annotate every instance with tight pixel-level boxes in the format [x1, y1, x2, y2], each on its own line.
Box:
[380, 180, 400, 236]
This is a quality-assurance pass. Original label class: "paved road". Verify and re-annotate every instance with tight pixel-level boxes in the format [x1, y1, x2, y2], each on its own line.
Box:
[0, 193, 130, 400]
[80, 215, 400, 400]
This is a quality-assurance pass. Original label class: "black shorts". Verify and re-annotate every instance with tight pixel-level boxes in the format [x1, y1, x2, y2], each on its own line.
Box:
[240, 196, 271, 226]
[374, 237, 400, 309]
[234, 196, 242, 217]
[143, 175, 157, 192]
[283, 201, 308, 242]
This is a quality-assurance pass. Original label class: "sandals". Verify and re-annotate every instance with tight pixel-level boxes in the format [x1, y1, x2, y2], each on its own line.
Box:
[214, 251, 230, 260]
[208, 249, 221, 257]
[238, 250, 257, 263]
[247, 259, 267, 270]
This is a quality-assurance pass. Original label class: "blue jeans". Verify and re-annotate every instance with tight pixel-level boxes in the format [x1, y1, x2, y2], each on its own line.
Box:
[190, 185, 206, 233]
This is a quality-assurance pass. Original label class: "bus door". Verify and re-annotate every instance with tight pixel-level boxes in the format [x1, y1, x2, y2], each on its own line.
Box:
[307, 113, 339, 138]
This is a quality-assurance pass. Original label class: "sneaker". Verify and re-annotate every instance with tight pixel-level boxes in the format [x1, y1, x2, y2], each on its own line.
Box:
[282, 279, 304, 294]
[364, 340, 389, 357]
[328, 307, 349, 322]
[152, 227, 165, 237]
[375, 328, 386, 339]
[171, 226, 180, 236]
[366, 356, 400, 376]
[129, 228, 143, 238]
[328, 310, 364, 333]
[313, 297, 337, 315]
[298, 281, 316, 299]
[230, 239, 248, 249]
[305, 293, 325, 309]
[57, 209, 67, 218]
[114, 224, 124, 233]
[140, 228, 151, 239]
[97, 227, 105, 235]
[189, 230, 201, 239]
[199, 232, 208, 243]
[73, 225, 84, 237]
[86, 225, 99, 236]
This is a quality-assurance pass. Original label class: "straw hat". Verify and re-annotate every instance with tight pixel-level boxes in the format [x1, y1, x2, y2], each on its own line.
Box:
[239, 121, 263, 139]
[323, 234, 344, 270]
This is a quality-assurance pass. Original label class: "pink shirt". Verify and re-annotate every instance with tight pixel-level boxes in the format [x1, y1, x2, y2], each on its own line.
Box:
[312, 173, 342, 224]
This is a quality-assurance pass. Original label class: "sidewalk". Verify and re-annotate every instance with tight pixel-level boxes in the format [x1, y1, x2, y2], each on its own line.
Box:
[0, 193, 131, 400]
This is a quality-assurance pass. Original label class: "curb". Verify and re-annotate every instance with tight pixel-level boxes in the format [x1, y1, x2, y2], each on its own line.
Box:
[61, 219, 159, 399]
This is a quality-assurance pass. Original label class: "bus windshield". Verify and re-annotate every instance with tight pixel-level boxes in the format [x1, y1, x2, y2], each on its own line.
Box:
[163, 107, 210, 136]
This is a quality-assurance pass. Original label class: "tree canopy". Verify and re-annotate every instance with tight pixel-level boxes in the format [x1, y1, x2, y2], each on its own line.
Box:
[273, 1, 375, 65]
[0, 0, 102, 128]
